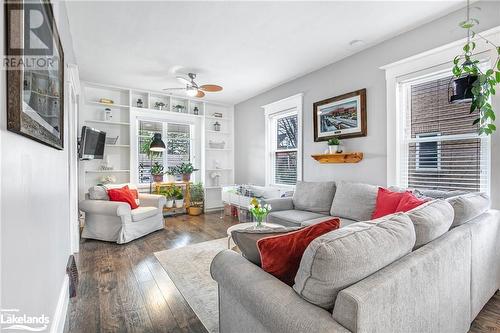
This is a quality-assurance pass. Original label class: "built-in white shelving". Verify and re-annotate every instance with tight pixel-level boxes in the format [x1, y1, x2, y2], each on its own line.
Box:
[78, 81, 234, 211]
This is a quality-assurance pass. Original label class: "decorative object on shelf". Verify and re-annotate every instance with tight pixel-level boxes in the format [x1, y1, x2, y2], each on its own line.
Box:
[105, 136, 119, 145]
[188, 183, 204, 216]
[173, 104, 186, 113]
[210, 172, 221, 187]
[6, 0, 64, 150]
[99, 175, 116, 185]
[176, 162, 199, 181]
[163, 72, 223, 98]
[99, 98, 114, 104]
[212, 112, 223, 118]
[213, 160, 221, 169]
[136, 98, 143, 108]
[154, 101, 166, 110]
[449, 0, 500, 135]
[311, 152, 363, 164]
[99, 155, 114, 170]
[173, 186, 185, 208]
[213, 121, 221, 131]
[327, 137, 341, 154]
[313, 89, 367, 141]
[151, 162, 166, 182]
[209, 140, 226, 149]
[104, 108, 112, 121]
[193, 106, 199, 115]
[248, 198, 272, 228]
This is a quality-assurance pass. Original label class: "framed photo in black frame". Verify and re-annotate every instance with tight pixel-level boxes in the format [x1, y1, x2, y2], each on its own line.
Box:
[5, 0, 65, 149]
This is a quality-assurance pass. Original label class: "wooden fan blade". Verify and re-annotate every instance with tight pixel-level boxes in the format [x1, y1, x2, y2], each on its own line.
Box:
[200, 84, 223, 92]
[195, 90, 205, 98]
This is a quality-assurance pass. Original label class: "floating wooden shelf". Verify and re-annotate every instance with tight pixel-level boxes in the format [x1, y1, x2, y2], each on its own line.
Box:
[311, 152, 363, 164]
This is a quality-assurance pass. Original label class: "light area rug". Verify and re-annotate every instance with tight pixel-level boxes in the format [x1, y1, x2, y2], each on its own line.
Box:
[154, 238, 228, 333]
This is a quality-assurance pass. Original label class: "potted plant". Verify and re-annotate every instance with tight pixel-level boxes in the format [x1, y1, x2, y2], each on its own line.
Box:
[165, 166, 177, 183]
[150, 162, 166, 182]
[154, 101, 166, 110]
[159, 187, 175, 208]
[173, 186, 184, 208]
[327, 137, 341, 154]
[188, 183, 204, 216]
[174, 104, 185, 113]
[450, 6, 500, 135]
[177, 162, 199, 181]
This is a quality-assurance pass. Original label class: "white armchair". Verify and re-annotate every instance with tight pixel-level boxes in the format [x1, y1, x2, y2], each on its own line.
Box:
[79, 192, 166, 244]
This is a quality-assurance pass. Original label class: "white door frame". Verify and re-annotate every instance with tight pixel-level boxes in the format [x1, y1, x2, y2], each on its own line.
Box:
[67, 64, 80, 253]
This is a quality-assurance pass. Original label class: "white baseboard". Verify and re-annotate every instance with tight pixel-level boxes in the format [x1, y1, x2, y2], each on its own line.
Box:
[50, 275, 69, 333]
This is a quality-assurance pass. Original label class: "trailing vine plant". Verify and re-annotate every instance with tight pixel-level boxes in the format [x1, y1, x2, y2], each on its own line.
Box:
[451, 1, 500, 135]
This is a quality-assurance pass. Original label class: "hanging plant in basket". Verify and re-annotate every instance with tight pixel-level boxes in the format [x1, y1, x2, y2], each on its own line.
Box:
[450, 1, 500, 135]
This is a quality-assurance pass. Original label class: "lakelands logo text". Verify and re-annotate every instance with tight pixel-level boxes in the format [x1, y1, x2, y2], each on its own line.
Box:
[0, 309, 49, 331]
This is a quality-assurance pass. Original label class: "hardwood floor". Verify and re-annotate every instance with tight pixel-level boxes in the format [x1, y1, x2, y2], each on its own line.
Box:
[65, 212, 500, 333]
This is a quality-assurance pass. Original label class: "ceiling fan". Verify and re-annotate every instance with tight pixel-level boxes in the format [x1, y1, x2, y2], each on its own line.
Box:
[162, 73, 223, 98]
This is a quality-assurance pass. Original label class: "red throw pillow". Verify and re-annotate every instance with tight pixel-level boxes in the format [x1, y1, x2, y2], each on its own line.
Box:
[395, 192, 426, 212]
[372, 187, 407, 219]
[107, 186, 139, 209]
[257, 219, 340, 286]
[129, 189, 139, 199]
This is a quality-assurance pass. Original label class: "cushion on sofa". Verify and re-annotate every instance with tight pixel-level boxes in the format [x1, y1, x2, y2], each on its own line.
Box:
[231, 225, 302, 265]
[293, 213, 416, 310]
[406, 199, 454, 249]
[257, 219, 340, 286]
[447, 192, 490, 228]
[395, 192, 426, 212]
[292, 181, 336, 215]
[267, 210, 328, 227]
[131, 206, 159, 221]
[89, 185, 109, 200]
[330, 181, 378, 221]
[372, 187, 407, 219]
[301, 216, 357, 228]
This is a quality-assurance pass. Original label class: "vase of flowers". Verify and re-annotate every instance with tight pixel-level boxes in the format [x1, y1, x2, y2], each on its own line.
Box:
[248, 198, 272, 228]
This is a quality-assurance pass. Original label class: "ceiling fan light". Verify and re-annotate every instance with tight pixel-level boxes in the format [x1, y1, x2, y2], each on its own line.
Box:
[186, 88, 198, 97]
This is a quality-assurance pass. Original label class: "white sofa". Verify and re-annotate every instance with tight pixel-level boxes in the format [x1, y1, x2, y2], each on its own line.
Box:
[79, 184, 166, 244]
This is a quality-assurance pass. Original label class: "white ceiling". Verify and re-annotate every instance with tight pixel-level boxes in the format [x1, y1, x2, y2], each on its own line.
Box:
[66, 1, 465, 105]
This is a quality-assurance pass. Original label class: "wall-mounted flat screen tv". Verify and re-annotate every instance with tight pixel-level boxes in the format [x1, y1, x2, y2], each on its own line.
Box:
[79, 126, 106, 160]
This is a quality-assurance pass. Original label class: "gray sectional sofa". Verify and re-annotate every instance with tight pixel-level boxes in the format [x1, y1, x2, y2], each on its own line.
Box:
[211, 181, 500, 333]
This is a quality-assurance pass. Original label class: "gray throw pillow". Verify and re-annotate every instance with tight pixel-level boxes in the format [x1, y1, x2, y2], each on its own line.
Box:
[88, 185, 109, 200]
[447, 192, 490, 228]
[294, 213, 416, 310]
[330, 181, 378, 221]
[406, 199, 454, 249]
[231, 226, 302, 265]
[292, 181, 336, 215]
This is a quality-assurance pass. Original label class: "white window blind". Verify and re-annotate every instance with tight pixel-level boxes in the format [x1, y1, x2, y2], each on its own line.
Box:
[273, 113, 298, 185]
[398, 72, 490, 193]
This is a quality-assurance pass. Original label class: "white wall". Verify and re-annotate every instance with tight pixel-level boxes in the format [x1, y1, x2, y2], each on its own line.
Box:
[0, 1, 77, 330]
[234, 1, 500, 200]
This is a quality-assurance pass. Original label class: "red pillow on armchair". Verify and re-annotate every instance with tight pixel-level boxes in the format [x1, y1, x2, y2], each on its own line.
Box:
[107, 186, 139, 209]
[257, 219, 340, 286]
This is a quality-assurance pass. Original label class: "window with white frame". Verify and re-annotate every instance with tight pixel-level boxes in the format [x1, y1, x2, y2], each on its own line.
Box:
[137, 120, 193, 184]
[264, 94, 303, 186]
[397, 70, 490, 193]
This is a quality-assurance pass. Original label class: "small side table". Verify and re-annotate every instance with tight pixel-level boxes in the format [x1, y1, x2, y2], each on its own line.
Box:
[226, 222, 283, 249]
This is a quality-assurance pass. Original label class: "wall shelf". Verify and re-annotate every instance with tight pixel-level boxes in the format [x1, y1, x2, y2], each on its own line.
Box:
[87, 101, 130, 109]
[311, 152, 363, 164]
[85, 119, 130, 126]
[85, 170, 131, 173]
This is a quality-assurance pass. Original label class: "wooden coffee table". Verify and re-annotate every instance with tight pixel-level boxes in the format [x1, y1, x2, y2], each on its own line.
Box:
[226, 222, 282, 249]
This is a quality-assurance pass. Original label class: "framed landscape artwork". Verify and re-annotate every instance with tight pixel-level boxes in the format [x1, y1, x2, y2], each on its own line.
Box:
[5, 0, 65, 149]
[313, 89, 366, 141]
